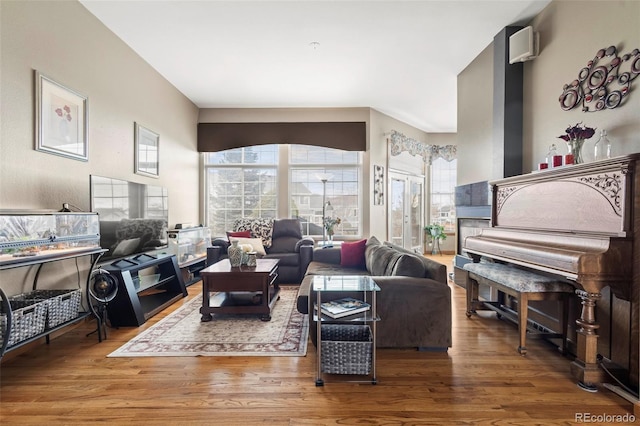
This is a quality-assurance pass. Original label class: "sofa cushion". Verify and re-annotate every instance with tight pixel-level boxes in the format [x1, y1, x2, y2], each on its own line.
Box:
[263, 252, 300, 267]
[233, 218, 274, 248]
[340, 239, 367, 268]
[305, 261, 369, 276]
[390, 253, 426, 278]
[367, 244, 397, 276]
[364, 236, 382, 272]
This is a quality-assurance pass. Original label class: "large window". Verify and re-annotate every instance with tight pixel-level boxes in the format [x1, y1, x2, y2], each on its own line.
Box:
[430, 157, 457, 232]
[204, 145, 361, 238]
[205, 145, 278, 237]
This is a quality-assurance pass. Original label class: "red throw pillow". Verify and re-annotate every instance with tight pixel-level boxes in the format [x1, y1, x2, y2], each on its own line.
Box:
[227, 230, 251, 240]
[340, 239, 367, 268]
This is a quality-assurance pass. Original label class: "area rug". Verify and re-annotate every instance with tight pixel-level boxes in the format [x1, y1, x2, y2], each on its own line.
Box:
[108, 286, 308, 357]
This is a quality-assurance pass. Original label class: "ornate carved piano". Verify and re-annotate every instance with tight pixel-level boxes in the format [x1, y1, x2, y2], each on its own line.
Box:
[463, 153, 639, 390]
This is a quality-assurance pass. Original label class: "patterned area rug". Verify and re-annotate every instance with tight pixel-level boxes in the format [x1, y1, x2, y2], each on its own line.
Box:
[108, 286, 308, 357]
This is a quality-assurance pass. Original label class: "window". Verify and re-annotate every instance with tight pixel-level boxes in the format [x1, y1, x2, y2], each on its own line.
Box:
[430, 157, 457, 232]
[204, 145, 361, 238]
[205, 145, 278, 237]
[290, 145, 361, 237]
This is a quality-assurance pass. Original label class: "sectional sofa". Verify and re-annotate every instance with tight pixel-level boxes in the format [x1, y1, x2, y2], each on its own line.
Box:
[296, 236, 452, 350]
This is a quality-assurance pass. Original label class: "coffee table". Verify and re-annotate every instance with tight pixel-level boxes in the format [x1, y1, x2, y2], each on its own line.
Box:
[199, 258, 280, 322]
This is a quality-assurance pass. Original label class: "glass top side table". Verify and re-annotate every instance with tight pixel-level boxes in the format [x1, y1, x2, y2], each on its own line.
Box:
[313, 275, 380, 386]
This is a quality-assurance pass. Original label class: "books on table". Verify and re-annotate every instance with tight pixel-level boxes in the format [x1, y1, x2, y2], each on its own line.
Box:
[318, 297, 370, 319]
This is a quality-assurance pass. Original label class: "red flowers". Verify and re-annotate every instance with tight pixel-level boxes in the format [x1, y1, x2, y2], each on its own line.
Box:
[558, 123, 596, 141]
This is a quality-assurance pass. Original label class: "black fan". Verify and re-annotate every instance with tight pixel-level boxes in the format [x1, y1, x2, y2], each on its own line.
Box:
[87, 268, 118, 341]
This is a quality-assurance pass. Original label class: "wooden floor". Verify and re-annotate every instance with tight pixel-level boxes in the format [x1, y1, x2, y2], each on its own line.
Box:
[1, 254, 636, 425]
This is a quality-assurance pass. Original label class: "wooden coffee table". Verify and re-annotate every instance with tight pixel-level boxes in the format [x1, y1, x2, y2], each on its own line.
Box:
[199, 258, 280, 321]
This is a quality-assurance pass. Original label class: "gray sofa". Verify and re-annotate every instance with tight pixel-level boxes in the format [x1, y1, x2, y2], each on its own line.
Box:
[207, 218, 314, 284]
[296, 236, 452, 350]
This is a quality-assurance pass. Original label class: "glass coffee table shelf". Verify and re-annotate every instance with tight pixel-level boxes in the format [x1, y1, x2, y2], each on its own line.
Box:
[312, 275, 381, 386]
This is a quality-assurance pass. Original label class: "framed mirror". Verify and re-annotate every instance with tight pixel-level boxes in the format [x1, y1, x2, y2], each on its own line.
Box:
[134, 122, 159, 177]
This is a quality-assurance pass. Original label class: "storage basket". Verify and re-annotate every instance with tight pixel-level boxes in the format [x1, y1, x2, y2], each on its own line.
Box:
[0, 299, 47, 347]
[12, 289, 82, 328]
[320, 324, 372, 375]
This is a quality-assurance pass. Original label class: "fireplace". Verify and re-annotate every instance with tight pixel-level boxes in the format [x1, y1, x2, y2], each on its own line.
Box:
[453, 181, 491, 287]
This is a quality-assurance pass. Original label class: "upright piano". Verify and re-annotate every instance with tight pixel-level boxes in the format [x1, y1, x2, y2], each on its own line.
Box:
[463, 154, 639, 389]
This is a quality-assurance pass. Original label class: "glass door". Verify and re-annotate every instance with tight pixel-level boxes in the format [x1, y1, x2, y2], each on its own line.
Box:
[388, 172, 424, 252]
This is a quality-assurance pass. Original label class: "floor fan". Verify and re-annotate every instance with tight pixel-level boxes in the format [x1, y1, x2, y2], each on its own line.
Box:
[87, 268, 118, 341]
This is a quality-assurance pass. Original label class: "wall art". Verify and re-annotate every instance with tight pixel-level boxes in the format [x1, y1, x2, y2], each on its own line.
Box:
[35, 71, 88, 161]
[373, 164, 385, 205]
[559, 46, 639, 112]
[134, 122, 160, 178]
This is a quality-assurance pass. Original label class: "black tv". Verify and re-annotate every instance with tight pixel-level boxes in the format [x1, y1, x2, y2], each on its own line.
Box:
[90, 175, 169, 263]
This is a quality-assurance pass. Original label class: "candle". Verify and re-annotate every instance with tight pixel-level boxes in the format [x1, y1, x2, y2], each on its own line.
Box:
[564, 154, 574, 165]
[552, 155, 563, 167]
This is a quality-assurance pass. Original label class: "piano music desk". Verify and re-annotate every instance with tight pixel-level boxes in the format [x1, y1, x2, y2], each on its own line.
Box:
[463, 261, 574, 355]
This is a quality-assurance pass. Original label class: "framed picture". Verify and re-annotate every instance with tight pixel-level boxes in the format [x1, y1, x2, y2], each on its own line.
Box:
[373, 164, 385, 205]
[134, 122, 160, 177]
[35, 71, 88, 161]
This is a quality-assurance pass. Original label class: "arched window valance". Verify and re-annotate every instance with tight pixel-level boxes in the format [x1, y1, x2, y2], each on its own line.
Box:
[389, 130, 457, 164]
[197, 122, 366, 152]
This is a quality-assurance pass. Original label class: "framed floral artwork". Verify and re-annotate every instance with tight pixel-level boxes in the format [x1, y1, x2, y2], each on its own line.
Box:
[134, 122, 160, 177]
[35, 71, 88, 161]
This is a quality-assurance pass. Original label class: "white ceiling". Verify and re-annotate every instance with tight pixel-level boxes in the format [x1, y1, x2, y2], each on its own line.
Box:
[79, 0, 551, 133]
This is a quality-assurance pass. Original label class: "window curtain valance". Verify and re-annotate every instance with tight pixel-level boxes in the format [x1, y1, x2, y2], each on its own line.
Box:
[388, 130, 457, 164]
[198, 122, 366, 152]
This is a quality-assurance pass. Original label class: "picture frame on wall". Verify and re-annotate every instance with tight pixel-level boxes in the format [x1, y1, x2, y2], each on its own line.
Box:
[35, 71, 88, 161]
[134, 122, 160, 178]
[373, 164, 385, 205]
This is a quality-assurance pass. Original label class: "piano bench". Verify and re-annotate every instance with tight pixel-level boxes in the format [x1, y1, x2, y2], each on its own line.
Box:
[462, 262, 574, 356]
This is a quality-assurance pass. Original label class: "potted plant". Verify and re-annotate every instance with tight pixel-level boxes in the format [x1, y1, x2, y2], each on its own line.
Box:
[424, 223, 447, 255]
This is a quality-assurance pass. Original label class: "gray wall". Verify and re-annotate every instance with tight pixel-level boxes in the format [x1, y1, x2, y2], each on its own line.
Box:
[0, 0, 200, 224]
[457, 0, 640, 185]
[0, 1, 200, 295]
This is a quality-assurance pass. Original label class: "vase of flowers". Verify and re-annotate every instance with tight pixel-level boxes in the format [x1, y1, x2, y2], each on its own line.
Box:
[558, 122, 596, 164]
[324, 216, 341, 242]
[424, 224, 447, 255]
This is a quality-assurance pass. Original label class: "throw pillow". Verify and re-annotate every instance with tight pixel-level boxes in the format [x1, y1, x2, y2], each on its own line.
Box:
[340, 239, 367, 268]
[233, 218, 274, 248]
[111, 238, 141, 257]
[227, 230, 251, 239]
[229, 237, 267, 255]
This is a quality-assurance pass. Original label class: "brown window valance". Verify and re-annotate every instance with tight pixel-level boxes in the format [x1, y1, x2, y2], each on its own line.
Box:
[197, 122, 366, 152]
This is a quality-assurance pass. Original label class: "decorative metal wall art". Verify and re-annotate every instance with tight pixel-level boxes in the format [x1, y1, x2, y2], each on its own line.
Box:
[388, 130, 457, 164]
[373, 165, 385, 205]
[559, 46, 639, 112]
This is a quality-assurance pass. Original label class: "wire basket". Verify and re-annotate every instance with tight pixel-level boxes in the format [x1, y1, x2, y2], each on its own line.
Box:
[320, 324, 372, 375]
[0, 299, 47, 347]
[11, 289, 82, 329]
